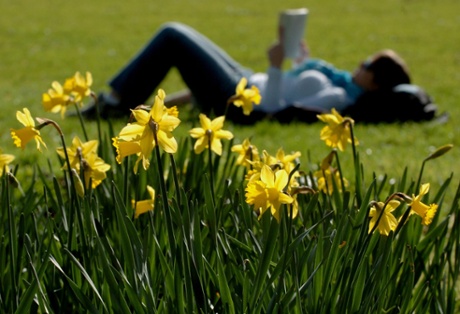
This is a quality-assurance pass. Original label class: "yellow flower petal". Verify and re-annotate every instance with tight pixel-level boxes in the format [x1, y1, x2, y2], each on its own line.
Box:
[118, 123, 145, 141]
[113, 138, 142, 164]
[369, 200, 400, 236]
[211, 116, 226, 130]
[16, 108, 35, 127]
[189, 127, 206, 138]
[193, 137, 207, 154]
[215, 129, 234, 140]
[159, 115, 181, 132]
[157, 130, 178, 154]
[131, 109, 150, 126]
[199, 114, 212, 130]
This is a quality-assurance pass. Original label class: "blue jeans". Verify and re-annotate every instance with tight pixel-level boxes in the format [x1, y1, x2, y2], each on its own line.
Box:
[110, 22, 253, 116]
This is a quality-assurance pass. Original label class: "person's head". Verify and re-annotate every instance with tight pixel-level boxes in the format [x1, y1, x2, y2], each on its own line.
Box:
[353, 49, 411, 91]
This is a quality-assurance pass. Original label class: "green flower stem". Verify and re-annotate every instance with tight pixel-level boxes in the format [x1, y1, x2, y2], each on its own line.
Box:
[348, 121, 358, 165]
[59, 135, 76, 198]
[42, 119, 85, 251]
[268, 204, 294, 312]
[169, 154, 182, 207]
[39, 119, 75, 198]
[223, 100, 233, 118]
[123, 156, 130, 206]
[153, 132, 176, 255]
[59, 133, 91, 257]
[5, 176, 18, 302]
[207, 133, 216, 207]
[415, 160, 426, 193]
[348, 121, 362, 206]
[320, 168, 334, 212]
[333, 150, 346, 196]
[91, 92, 103, 148]
[73, 103, 89, 142]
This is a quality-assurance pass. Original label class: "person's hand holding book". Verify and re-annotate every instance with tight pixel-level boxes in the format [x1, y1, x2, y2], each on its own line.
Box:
[294, 40, 310, 66]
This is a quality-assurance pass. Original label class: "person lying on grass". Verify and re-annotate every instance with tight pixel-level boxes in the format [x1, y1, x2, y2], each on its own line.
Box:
[80, 22, 421, 124]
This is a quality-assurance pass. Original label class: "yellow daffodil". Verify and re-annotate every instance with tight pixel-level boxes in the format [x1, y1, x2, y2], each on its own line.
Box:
[42, 81, 71, 118]
[114, 89, 181, 172]
[132, 185, 155, 218]
[112, 136, 141, 161]
[409, 183, 438, 226]
[369, 200, 400, 236]
[250, 149, 272, 169]
[10, 108, 47, 152]
[244, 150, 277, 183]
[245, 165, 294, 222]
[313, 167, 348, 195]
[166, 106, 179, 118]
[0, 150, 15, 177]
[189, 114, 234, 155]
[63, 71, 93, 104]
[81, 153, 111, 189]
[230, 77, 261, 115]
[57, 136, 110, 189]
[274, 148, 301, 175]
[317, 109, 358, 151]
[57, 136, 98, 170]
[231, 138, 259, 169]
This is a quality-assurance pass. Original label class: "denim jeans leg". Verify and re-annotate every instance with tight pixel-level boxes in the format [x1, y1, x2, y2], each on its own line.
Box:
[109, 22, 253, 115]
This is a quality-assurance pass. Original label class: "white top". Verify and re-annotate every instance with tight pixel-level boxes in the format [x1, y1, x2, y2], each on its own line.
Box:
[249, 65, 361, 114]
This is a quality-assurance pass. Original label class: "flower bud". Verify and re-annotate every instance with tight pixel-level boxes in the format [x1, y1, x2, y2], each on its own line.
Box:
[71, 169, 85, 198]
[425, 144, 454, 162]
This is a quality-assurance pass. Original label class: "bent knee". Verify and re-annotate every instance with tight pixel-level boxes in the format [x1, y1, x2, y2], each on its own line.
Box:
[157, 22, 189, 37]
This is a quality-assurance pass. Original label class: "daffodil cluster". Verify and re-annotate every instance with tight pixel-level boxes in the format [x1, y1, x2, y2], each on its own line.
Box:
[369, 183, 438, 236]
[42, 71, 93, 118]
[313, 154, 349, 195]
[230, 140, 306, 222]
[245, 165, 294, 222]
[57, 136, 111, 189]
[314, 167, 349, 195]
[113, 89, 181, 173]
[9, 102, 111, 193]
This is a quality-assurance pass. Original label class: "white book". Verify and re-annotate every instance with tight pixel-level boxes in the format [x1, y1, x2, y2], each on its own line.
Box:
[279, 8, 309, 59]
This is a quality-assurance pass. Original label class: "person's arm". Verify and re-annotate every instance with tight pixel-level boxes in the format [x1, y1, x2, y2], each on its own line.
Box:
[292, 40, 310, 67]
[259, 40, 286, 113]
[259, 66, 285, 113]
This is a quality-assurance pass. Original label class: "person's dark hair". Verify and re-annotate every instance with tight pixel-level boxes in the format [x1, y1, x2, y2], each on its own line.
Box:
[368, 49, 411, 90]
